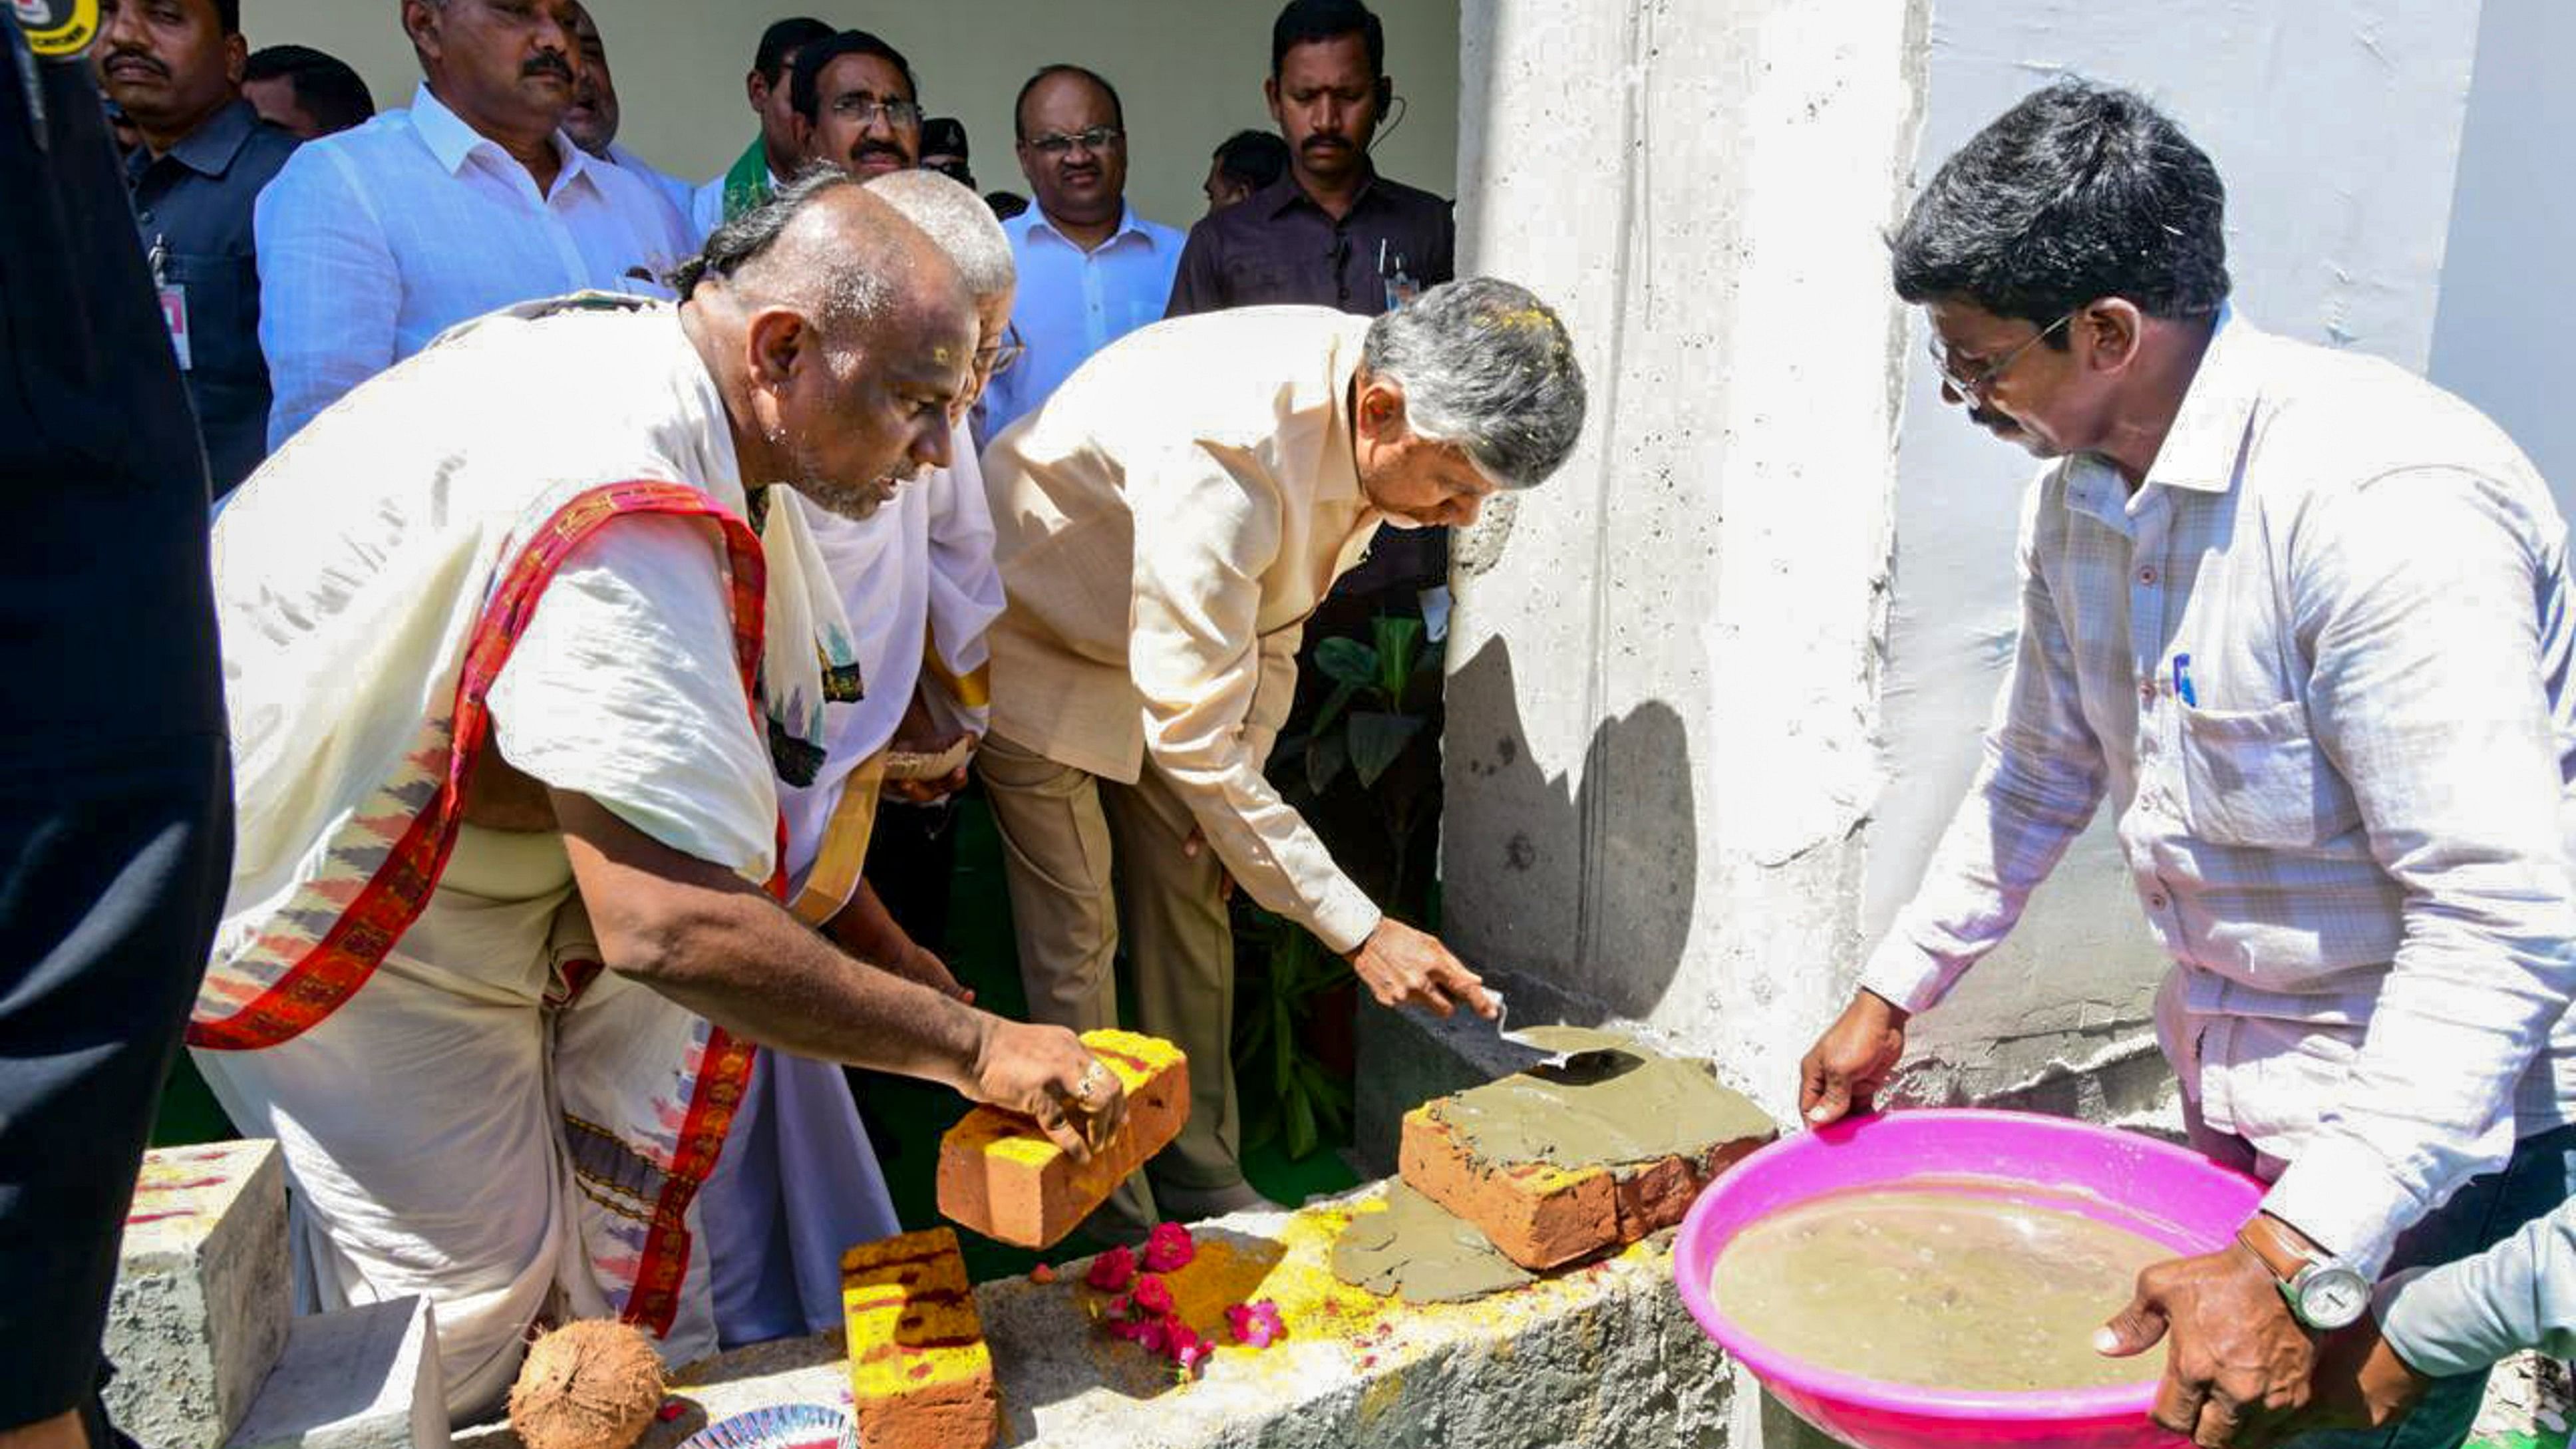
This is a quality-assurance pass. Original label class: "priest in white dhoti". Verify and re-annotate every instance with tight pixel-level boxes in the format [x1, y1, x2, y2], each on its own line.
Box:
[189, 175, 1124, 1421]
[696, 170, 1018, 1347]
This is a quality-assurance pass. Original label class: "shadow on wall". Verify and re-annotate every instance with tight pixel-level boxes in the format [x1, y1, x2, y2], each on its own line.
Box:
[1443, 633, 1695, 1023]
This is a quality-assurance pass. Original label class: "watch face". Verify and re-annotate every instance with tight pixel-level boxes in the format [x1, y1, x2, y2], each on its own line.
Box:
[2297, 1265, 2372, 1330]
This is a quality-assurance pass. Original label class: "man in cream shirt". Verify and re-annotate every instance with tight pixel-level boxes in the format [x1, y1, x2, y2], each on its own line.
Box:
[980, 279, 1586, 1220]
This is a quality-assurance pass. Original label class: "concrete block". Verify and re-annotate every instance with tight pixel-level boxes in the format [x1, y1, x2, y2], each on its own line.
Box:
[227, 1296, 450, 1449]
[840, 1228, 998, 1449]
[938, 1031, 1189, 1249]
[487, 1188, 1733, 1449]
[106, 1140, 291, 1449]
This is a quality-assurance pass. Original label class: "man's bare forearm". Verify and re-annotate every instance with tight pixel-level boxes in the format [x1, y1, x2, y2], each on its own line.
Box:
[553, 790, 991, 1090]
[625, 885, 991, 1088]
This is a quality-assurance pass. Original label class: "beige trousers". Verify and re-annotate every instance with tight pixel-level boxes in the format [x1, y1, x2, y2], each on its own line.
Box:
[977, 730, 1241, 1195]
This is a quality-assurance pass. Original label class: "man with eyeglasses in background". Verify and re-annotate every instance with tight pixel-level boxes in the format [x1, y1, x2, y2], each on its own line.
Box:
[790, 29, 923, 185]
[979, 64, 1182, 444]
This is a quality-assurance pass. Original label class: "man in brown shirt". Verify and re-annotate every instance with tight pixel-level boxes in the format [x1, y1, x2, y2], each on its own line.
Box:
[979, 279, 1585, 1220]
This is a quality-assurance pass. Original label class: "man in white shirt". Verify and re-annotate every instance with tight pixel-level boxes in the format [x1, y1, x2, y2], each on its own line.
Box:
[979, 64, 1184, 441]
[198, 176, 1120, 1419]
[1801, 80, 2576, 1449]
[562, 3, 692, 222]
[253, 0, 693, 447]
[690, 16, 828, 238]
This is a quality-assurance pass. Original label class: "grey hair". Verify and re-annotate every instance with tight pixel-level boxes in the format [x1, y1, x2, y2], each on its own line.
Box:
[1361, 278, 1586, 491]
[864, 169, 1017, 302]
[669, 166, 894, 332]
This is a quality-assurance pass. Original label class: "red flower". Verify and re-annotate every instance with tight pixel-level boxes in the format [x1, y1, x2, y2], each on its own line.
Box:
[1029, 1262, 1057, 1284]
[1133, 1317, 1170, 1356]
[1131, 1273, 1175, 1316]
[1223, 1299, 1287, 1349]
[1168, 1319, 1210, 1376]
[1084, 1245, 1136, 1293]
[1142, 1221, 1198, 1273]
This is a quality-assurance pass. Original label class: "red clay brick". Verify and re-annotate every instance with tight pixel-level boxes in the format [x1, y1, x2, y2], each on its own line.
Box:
[1398, 1096, 1773, 1273]
[937, 1030, 1190, 1248]
[841, 1227, 999, 1449]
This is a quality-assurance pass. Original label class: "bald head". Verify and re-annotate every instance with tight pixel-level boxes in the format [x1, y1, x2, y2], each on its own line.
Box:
[865, 169, 1015, 303]
[677, 170, 979, 520]
[683, 170, 971, 354]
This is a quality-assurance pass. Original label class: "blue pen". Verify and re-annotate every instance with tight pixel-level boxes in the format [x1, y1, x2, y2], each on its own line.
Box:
[2172, 653, 2197, 707]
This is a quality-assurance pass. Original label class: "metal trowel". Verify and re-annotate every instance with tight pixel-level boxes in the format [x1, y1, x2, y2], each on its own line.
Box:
[1484, 992, 1630, 1080]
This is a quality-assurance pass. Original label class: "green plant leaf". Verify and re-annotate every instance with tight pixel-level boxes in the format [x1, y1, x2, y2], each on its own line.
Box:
[1314, 636, 1379, 689]
[1371, 615, 1424, 697]
[1284, 1080, 1319, 1160]
[1311, 680, 1359, 735]
[1305, 731, 1349, 794]
[1346, 711, 1428, 788]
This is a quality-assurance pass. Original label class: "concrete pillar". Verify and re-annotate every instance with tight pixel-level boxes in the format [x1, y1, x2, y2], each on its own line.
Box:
[1435, 0, 1927, 1120]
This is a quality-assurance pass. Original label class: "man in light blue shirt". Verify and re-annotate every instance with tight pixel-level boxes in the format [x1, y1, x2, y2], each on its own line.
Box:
[981, 65, 1183, 442]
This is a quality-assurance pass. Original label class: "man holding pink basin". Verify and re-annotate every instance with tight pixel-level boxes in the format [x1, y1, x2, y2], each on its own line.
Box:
[1802, 79, 2575, 1449]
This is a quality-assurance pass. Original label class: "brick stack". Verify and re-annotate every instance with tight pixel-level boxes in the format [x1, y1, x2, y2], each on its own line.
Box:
[841, 1227, 1001, 1449]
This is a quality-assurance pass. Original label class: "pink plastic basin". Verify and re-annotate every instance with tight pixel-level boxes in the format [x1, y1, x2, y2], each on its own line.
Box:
[1673, 1109, 2265, 1449]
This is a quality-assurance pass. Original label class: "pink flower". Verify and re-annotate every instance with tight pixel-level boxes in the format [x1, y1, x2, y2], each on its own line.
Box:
[1224, 1299, 1287, 1349]
[1168, 1319, 1210, 1375]
[1104, 1295, 1132, 1321]
[1108, 1314, 1150, 1343]
[1131, 1273, 1175, 1316]
[1132, 1317, 1170, 1356]
[1142, 1221, 1198, 1273]
[1084, 1245, 1136, 1293]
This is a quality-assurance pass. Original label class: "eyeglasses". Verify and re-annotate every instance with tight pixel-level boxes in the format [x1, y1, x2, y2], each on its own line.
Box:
[1925, 310, 2074, 402]
[977, 323, 1027, 378]
[1025, 126, 1124, 156]
[829, 94, 923, 129]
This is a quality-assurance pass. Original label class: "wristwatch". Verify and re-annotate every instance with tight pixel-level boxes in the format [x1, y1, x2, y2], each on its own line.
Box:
[2237, 1213, 2372, 1331]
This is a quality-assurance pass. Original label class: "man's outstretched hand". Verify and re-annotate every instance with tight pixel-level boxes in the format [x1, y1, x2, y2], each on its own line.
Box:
[2096, 1239, 2319, 1447]
[1797, 989, 1909, 1126]
[1346, 917, 1497, 1019]
[965, 1019, 1127, 1162]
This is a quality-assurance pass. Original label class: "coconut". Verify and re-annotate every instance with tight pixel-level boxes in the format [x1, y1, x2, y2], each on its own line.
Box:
[506, 1319, 667, 1449]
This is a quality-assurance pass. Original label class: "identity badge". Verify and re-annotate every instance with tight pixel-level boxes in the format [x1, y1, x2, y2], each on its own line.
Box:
[159, 283, 192, 371]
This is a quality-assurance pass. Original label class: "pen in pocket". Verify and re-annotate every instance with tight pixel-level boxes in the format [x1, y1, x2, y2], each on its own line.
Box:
[2172, 652, 2197, 707]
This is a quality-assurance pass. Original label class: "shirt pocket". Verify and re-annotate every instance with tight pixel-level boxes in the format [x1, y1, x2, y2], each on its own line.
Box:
[2177, 697, 2362, 849]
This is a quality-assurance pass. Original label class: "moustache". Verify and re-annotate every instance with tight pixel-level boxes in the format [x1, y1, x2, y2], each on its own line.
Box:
[1301, 135, 1352, 154]
[1967, 404, 2018, 432]
[522, 53, 573, 82]
[854, 142, 909, 163]
[102, 48, 169, 79]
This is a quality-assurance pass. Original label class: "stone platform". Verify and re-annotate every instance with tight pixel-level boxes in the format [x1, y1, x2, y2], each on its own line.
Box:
[462, 1188, 1734, 1448]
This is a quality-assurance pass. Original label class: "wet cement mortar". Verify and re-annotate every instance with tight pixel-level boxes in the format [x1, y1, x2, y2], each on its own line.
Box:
[1327, 1027, 1772, 1302]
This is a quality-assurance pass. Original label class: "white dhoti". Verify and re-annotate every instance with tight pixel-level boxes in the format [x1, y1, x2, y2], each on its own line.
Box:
[201, 826, 730, 1415]
[697, 429, 1004, 1347]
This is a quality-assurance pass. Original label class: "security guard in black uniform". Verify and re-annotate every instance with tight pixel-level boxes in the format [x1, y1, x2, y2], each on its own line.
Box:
[0, 4, 234, 1445]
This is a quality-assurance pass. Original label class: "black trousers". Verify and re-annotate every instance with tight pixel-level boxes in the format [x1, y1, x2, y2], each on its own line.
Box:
[0, 746, 232, 1429]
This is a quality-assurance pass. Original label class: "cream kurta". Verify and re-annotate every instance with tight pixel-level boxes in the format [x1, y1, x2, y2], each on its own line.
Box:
[982, 305, 1386, 952]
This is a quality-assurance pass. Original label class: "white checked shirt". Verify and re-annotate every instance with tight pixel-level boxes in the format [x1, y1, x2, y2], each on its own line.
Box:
[980, 203, 1184, 440]
[1863, 313, 2576, 1276]
[255, 84, 694, 447]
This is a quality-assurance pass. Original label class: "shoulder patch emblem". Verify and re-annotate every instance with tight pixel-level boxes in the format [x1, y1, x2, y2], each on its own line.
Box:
[13, 0, 100, 59]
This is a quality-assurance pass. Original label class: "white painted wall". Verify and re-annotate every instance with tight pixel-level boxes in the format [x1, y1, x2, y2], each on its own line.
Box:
[2428, 0, 2576, 512]
[1437, 0, 2561, 1136]
[1442, 0, 1925, 1124]
[1868, 1, 2484, 1107]
[234, 0, 1460, 231]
